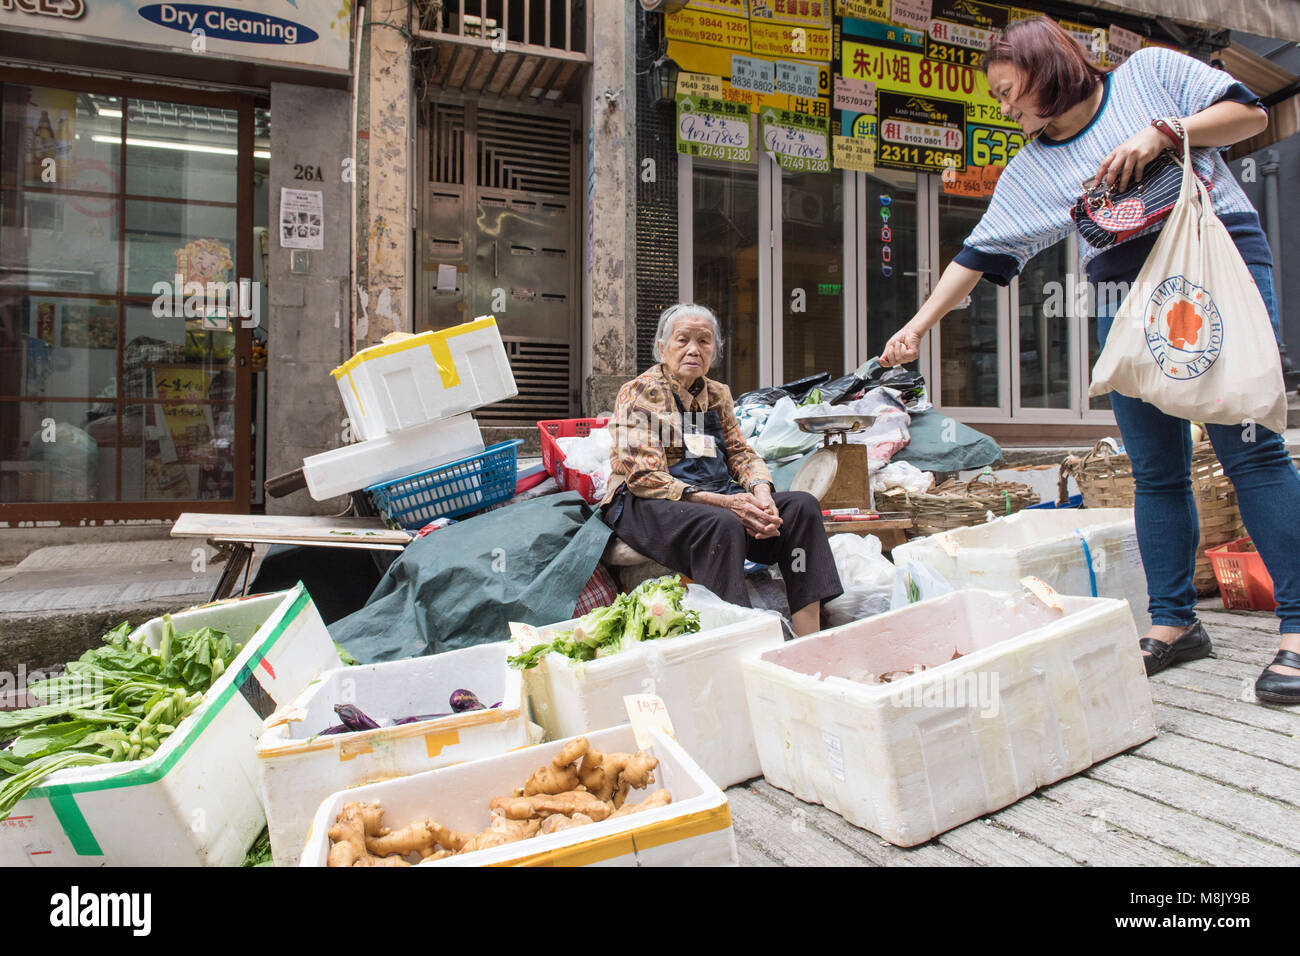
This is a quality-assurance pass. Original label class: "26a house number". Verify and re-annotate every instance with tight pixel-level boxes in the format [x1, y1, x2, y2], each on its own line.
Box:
[293, 164, 324, 181]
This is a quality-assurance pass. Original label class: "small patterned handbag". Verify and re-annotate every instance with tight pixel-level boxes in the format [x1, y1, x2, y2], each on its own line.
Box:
[1069, 149, 1214, 249]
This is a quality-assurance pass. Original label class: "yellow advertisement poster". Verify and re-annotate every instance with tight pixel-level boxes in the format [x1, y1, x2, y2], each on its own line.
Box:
[750, 20, 834, 61]
[22, 87, 77, 187]
[677, 72, 725, 99]
[832, 134, 876, 171]
[665, 8, 753, 52]
[841, 41, 1016, 128]
[836, 0, 891, 23]
[751, 0, 833, 29]
[669, 39, 831, 114]
[692, 0, 750, 15]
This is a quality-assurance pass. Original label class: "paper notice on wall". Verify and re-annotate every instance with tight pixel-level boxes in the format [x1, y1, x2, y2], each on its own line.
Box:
[1107, 24, 1141, 63]
[834, 75, 876, 113]
[279, 187, 324, 250]
[436, 264, 458, 291]
[889, 0, 933, 29]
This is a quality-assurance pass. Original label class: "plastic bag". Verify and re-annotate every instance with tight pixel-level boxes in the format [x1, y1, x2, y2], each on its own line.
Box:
[556, 428, 614, 498]
[823, 534, 896, 627]
[735, 386, 793, 407]
[822, 373, 867, 405]
[872, 460, 934, 495]
[779, 372, 831, 403]
[889, 560, 954, 611]
[753, 396, 821, 460]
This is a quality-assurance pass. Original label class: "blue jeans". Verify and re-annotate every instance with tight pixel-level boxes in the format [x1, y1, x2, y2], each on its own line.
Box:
[1096, 262, 1300, 635]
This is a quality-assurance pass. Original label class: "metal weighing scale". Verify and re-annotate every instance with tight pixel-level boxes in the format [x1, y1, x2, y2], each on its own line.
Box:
[789, 411, 876, 512]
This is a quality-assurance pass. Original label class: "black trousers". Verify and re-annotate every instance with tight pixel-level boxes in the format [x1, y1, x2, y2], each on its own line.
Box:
[606, 489, 843, 611]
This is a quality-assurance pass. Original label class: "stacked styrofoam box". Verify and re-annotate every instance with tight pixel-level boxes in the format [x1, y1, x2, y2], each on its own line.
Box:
[299, 725, 737, 867]
[332, 316, 517, 442]
[306, 316, 519, 501]
[0, 585, 340, 867]
[892, 508, 1151, 632]
[741, 588, 1156, 847]
[514, 588, 784, 788]
[302, 413, 485, 501]
[255, 642, 531, 867]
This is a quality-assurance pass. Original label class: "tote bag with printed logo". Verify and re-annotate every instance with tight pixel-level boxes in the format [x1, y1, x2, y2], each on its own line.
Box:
[1089, 136, 1287, 435]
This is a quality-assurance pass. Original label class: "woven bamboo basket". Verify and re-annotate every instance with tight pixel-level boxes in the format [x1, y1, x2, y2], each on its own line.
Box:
[877, 471, 1041, 538]
[1060, 439, 1245, 594]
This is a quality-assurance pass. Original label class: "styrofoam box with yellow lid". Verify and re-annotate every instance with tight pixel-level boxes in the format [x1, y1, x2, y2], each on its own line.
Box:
[740, 586, 1156, 847]
[298, 724, 737, 867]
[892, 507, 1152, 632]
[0, 584, 341, 867]
[513, 586, 784, 789]
[255, 641, 530, 867]
[332, 317, 517, 441]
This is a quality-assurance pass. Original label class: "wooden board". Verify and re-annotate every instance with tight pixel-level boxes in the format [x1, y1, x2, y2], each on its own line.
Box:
[171, 513, 411, 549]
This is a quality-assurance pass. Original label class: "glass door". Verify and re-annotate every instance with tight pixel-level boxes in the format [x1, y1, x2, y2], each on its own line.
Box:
[777, 167, 844, 382]
[861, 170, 921, 365]
[932, 188, 1006, 414]
[690, 159, 761, 394]
[1013, 238, 1074, 415]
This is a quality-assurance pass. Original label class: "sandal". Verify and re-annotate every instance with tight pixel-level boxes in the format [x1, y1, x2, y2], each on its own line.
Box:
[1140, 621, 1212, 677]
[1254, 649, 1300, 705]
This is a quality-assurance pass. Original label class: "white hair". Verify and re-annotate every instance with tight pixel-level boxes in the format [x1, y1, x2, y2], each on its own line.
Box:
[652, 303, 724, 367]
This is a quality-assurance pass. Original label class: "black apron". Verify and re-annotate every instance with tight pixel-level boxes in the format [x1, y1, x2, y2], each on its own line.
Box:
[605, 389, 743, 524]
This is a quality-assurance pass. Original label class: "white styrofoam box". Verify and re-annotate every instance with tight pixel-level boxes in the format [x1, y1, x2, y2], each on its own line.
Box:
[514, 587, 785, 789]
[302, 412, 484, 501]
[331, 316, 517, 441]
[893, 508, 1151, 632]
[299, 724, 736, 867]
[741, 587, 1156, 847]
[0, 585, 341, 867]
[256, 642, 530, 867]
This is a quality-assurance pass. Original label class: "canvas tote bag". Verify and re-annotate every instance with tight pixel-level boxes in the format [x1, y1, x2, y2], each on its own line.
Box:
[1089, 136, 1288, 435]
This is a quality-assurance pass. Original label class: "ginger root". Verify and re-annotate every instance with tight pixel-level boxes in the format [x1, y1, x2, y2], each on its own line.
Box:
[608, 789, 673, 819]
[366, 818, 469, 858]
[539, 812, 596, 834]
[578, 748, 659, 807]
[328, 801, 412, 867]
[491, 789, 612, 821]
[522, 736, 590, 796]
[459, 812, 540, 854]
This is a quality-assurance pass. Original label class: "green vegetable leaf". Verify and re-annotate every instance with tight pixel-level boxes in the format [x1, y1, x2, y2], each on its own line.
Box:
[507, 643, 555, 670]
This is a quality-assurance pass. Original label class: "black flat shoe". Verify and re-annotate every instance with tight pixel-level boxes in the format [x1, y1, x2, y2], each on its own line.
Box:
[1141, 621, 1212, 677]
[1254, 649, 1300, 705]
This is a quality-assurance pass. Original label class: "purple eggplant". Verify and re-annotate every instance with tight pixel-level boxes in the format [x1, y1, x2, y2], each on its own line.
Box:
[449, 689, 485, 713]
[334, 703, 380, 731]
[318, 724, 349, 736]
[491, 701, 502, 709]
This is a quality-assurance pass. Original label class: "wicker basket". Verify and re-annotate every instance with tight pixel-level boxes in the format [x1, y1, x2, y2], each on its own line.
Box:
[1060, 439, 1245, 594]
[877, 471, 1041, 538]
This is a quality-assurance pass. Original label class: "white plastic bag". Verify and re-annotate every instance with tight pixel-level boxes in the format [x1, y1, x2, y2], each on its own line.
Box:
[824, 534, 896, 627]
[1089, 136, 1288, 434]
[889, 560, 954, 611]
[871, 460, 933, 495]
[753, 396, 821, 460]
[556, 428, 613, 498]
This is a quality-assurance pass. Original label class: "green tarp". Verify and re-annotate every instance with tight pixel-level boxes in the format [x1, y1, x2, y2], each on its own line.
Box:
[329, 492, 612, 662]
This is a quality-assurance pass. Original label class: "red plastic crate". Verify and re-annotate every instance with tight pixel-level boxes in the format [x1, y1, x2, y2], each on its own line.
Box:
[536, 417, 610, 504]
[1206, 537, 1277, 611]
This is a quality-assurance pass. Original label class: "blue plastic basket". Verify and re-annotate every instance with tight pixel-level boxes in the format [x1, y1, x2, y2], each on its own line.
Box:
[365, 439, 523, 529]
[1026, 494, 1084, 510]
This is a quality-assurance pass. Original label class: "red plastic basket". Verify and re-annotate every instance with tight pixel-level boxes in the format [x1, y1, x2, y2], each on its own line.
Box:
[1206, 537, 1276, 611]
[536, 417, 610, 504]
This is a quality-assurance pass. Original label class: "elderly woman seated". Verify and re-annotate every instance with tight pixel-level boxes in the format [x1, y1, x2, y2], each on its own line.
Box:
[600, 303, 842, 636]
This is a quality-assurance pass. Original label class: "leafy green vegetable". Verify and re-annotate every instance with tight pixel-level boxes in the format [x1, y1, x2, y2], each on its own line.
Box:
[333, 642, 361, 667]
[0, 619, 239, 820]
[507, 575, 701, 670]
[242, 827, 274, 867]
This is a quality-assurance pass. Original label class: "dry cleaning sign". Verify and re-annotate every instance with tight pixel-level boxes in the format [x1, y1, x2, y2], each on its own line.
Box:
[0, 0, 349, 72]
[139, 3, 318, 44]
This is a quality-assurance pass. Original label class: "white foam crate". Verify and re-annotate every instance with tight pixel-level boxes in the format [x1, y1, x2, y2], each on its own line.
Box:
[299, 724, 736, 867]
[514, 588, 784, 789]
[0, 585, 340, 867]
[332, 317, 517, 442]
[302, 412, 484, 501]
[741, 587, 1156, 847]
[893, 507, 1151, 632]
[256, 641, 530, 867]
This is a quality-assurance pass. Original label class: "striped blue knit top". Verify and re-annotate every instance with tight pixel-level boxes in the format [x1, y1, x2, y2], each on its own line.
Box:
[954, 45, 1270, 286]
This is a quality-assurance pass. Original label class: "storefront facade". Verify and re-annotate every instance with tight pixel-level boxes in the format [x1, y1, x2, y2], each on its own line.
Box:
[0, 0, 352, 525]
[638, 0, 1267, 441]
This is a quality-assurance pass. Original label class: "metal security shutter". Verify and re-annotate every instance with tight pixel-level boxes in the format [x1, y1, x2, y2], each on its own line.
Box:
[419, 97, 579, 422]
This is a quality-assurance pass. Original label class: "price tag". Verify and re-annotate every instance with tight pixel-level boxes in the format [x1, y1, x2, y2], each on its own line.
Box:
[684, 433, 717, 457]
[938, 533, 960, 557]
[623, 694, 676, 750]
[1020, 576, 1064, 612]
[508, 621, 540, 649]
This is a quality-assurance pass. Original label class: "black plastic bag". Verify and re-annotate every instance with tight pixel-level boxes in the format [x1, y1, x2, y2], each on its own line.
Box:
[735, 386, 794, 407]
[778, 372, 832, 403]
